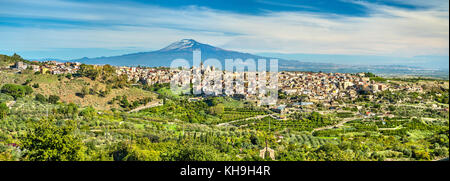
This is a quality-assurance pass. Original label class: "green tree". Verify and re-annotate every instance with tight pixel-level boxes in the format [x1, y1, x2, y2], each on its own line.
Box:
[77, 64, 99, 80]
[12, 53, 22, 61]
[48, 95, 60, 104]
[23, 85, 33, 95]
[35, 93, 47, 103]
[32, 83, 39, 88]
[1, 84, 26, 100]
[364, 72, 376, 77]
[58, 103, 79, 118]
[21, 119, 86, 161]
[0, 102, 9, 119]
[120, 95, 130, 108]
[79, 106, 97, 120]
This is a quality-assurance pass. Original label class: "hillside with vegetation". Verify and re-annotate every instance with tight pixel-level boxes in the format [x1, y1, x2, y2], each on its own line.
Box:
[0, 54, 448, 161]
[1, 55, 156, 111]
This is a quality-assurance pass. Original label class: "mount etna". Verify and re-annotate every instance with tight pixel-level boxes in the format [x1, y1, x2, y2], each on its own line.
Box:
[66, 39, 448, 78]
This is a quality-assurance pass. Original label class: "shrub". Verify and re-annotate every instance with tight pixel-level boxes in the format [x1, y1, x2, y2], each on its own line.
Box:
[48, 95, 60, 104]
[35, 94, 47, 103]
[23, 85, 33, 95]
[0, 102, 9, 119]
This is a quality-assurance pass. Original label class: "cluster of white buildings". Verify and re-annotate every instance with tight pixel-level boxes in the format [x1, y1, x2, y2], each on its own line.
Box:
[116, 64, 393, 104]
[12, 61, 393, 104]
[115, 66, 175, 85]
[7, 60, 430, 107]
[13, 61, 81, 75]
[116, 63, 279, 104]
[278, 72, 388, 102]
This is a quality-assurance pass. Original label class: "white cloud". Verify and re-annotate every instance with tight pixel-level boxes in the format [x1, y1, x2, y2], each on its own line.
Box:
[0, 0, 448, 59]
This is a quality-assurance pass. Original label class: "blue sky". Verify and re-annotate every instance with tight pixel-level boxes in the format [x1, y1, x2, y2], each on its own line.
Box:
[0, 0, 448, 68]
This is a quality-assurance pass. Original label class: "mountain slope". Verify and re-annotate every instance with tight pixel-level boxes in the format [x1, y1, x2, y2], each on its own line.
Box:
[73, 39, 273, 67]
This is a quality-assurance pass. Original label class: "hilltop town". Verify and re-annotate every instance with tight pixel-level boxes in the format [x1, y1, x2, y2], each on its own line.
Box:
[4, 60, 440, 107]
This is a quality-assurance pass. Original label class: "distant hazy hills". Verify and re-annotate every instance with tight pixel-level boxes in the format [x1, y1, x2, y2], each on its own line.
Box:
[69, 39, 447, 78]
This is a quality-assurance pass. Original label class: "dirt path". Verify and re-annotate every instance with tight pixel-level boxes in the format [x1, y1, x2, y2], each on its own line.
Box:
[378, 126, 401, 131]
[313, 116, 362, 132]
[217, 114, 275, 127]
[127, 101, 163, 113]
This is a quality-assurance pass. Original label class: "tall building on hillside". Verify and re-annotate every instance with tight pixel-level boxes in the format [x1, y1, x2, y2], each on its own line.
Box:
[13, 61, 28, 70]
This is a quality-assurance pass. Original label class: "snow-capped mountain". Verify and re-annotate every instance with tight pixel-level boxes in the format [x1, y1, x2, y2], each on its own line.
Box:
[72, 39, 272, 67]
[159, 39, 212, 52]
